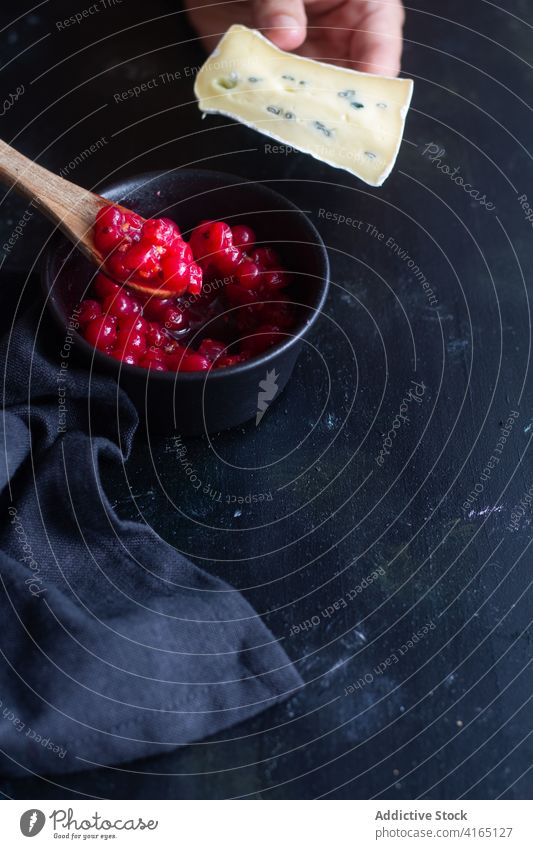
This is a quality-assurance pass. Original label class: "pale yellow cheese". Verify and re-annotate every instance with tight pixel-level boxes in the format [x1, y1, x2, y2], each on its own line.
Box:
[194, 25, 414, 187]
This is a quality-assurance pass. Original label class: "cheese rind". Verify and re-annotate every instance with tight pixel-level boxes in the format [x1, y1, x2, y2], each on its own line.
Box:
[194, 25, 414, 187]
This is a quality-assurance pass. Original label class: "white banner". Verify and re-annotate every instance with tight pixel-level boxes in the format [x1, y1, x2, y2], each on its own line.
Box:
[0, 800, 529, 847]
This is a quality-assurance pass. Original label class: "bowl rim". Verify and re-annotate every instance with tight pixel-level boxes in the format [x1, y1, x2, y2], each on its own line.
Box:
[42, 168, 330, 381]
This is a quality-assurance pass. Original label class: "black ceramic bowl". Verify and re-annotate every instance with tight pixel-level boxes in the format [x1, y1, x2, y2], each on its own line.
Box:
[42, 169, 329, 435]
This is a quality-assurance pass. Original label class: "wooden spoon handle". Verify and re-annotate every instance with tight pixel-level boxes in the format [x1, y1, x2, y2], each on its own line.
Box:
[0, 140, 175, 298]
[0, 137, 106, 262]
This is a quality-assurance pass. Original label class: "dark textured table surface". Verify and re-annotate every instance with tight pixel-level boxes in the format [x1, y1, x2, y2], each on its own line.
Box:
[0, 0, 532, 799]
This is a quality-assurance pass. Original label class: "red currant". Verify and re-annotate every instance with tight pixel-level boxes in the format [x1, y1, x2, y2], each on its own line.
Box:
[213, 246, 242, 275]
[123, 241, 161, 279]
[110, 348, 140, 366]
[146, 344, 165, 360]
[198, 338, 227, 361]
[115, 328, 147, 355]
[143, 297, 172, 322]
[179, 354, 210, 372]
[231, 224, 256, 248]
[106, 252, 129, 281]
[214, 355, 242, 369]
[160, 254, 190, 296]
[94, 225, 126, 255]
[78, 299, 101, 326]
[123, 211, 144, 233]
[164, 306, 187, 332]
[84, 315, 117, 351]
[190, 220, 232, 263]
[235, 260, 261, 290]
[140, 353, 168, 371]
[167, 238, 193, 263]
[187, 262, 203, 296]
[129, 298, 141, 315]
[262, 269, 290, 292]
[102, 292, 136, 318]
[145, 322, 166, 347]
[94, 273, 120, 300]
[251, 247, 280, 270]
[96, 205, 124, 229]
[119, 314, 148, 334]
[166, 346, 192, 370]
[142, 217, 179, 246]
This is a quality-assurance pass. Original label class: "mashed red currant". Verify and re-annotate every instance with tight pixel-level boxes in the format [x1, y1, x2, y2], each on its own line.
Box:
[80, 206, 297, 371]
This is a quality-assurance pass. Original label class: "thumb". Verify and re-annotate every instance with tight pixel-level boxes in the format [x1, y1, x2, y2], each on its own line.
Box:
[253, 0, 307, 50]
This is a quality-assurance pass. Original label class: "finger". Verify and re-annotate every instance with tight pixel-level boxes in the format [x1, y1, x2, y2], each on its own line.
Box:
[253, 0, 307, 50]
[351, 0, 405, 76]
[357, 38, 403, 75]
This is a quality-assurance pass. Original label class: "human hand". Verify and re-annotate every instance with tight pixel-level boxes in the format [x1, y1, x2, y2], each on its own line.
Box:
[184, 0, 405, 76]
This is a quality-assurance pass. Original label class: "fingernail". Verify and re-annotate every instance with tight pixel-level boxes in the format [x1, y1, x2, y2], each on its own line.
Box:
[264, 14, 302, 35]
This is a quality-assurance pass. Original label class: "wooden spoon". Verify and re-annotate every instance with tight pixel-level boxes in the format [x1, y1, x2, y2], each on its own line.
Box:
[0, 138, 175, 298]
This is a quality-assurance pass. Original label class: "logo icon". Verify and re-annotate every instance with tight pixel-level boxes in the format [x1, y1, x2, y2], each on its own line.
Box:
[20, 810, 46, 837]
[256, 369, 279, 426]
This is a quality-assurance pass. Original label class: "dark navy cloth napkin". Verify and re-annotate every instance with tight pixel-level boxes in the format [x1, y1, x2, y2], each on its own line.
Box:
[0, 303, 301, 777]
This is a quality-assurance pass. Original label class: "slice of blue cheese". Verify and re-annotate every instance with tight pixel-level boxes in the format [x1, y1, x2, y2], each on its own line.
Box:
[194, 25, 414, 187]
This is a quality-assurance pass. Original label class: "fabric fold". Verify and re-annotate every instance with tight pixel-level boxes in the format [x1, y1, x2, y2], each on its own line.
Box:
[0, 306, 301, 777]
